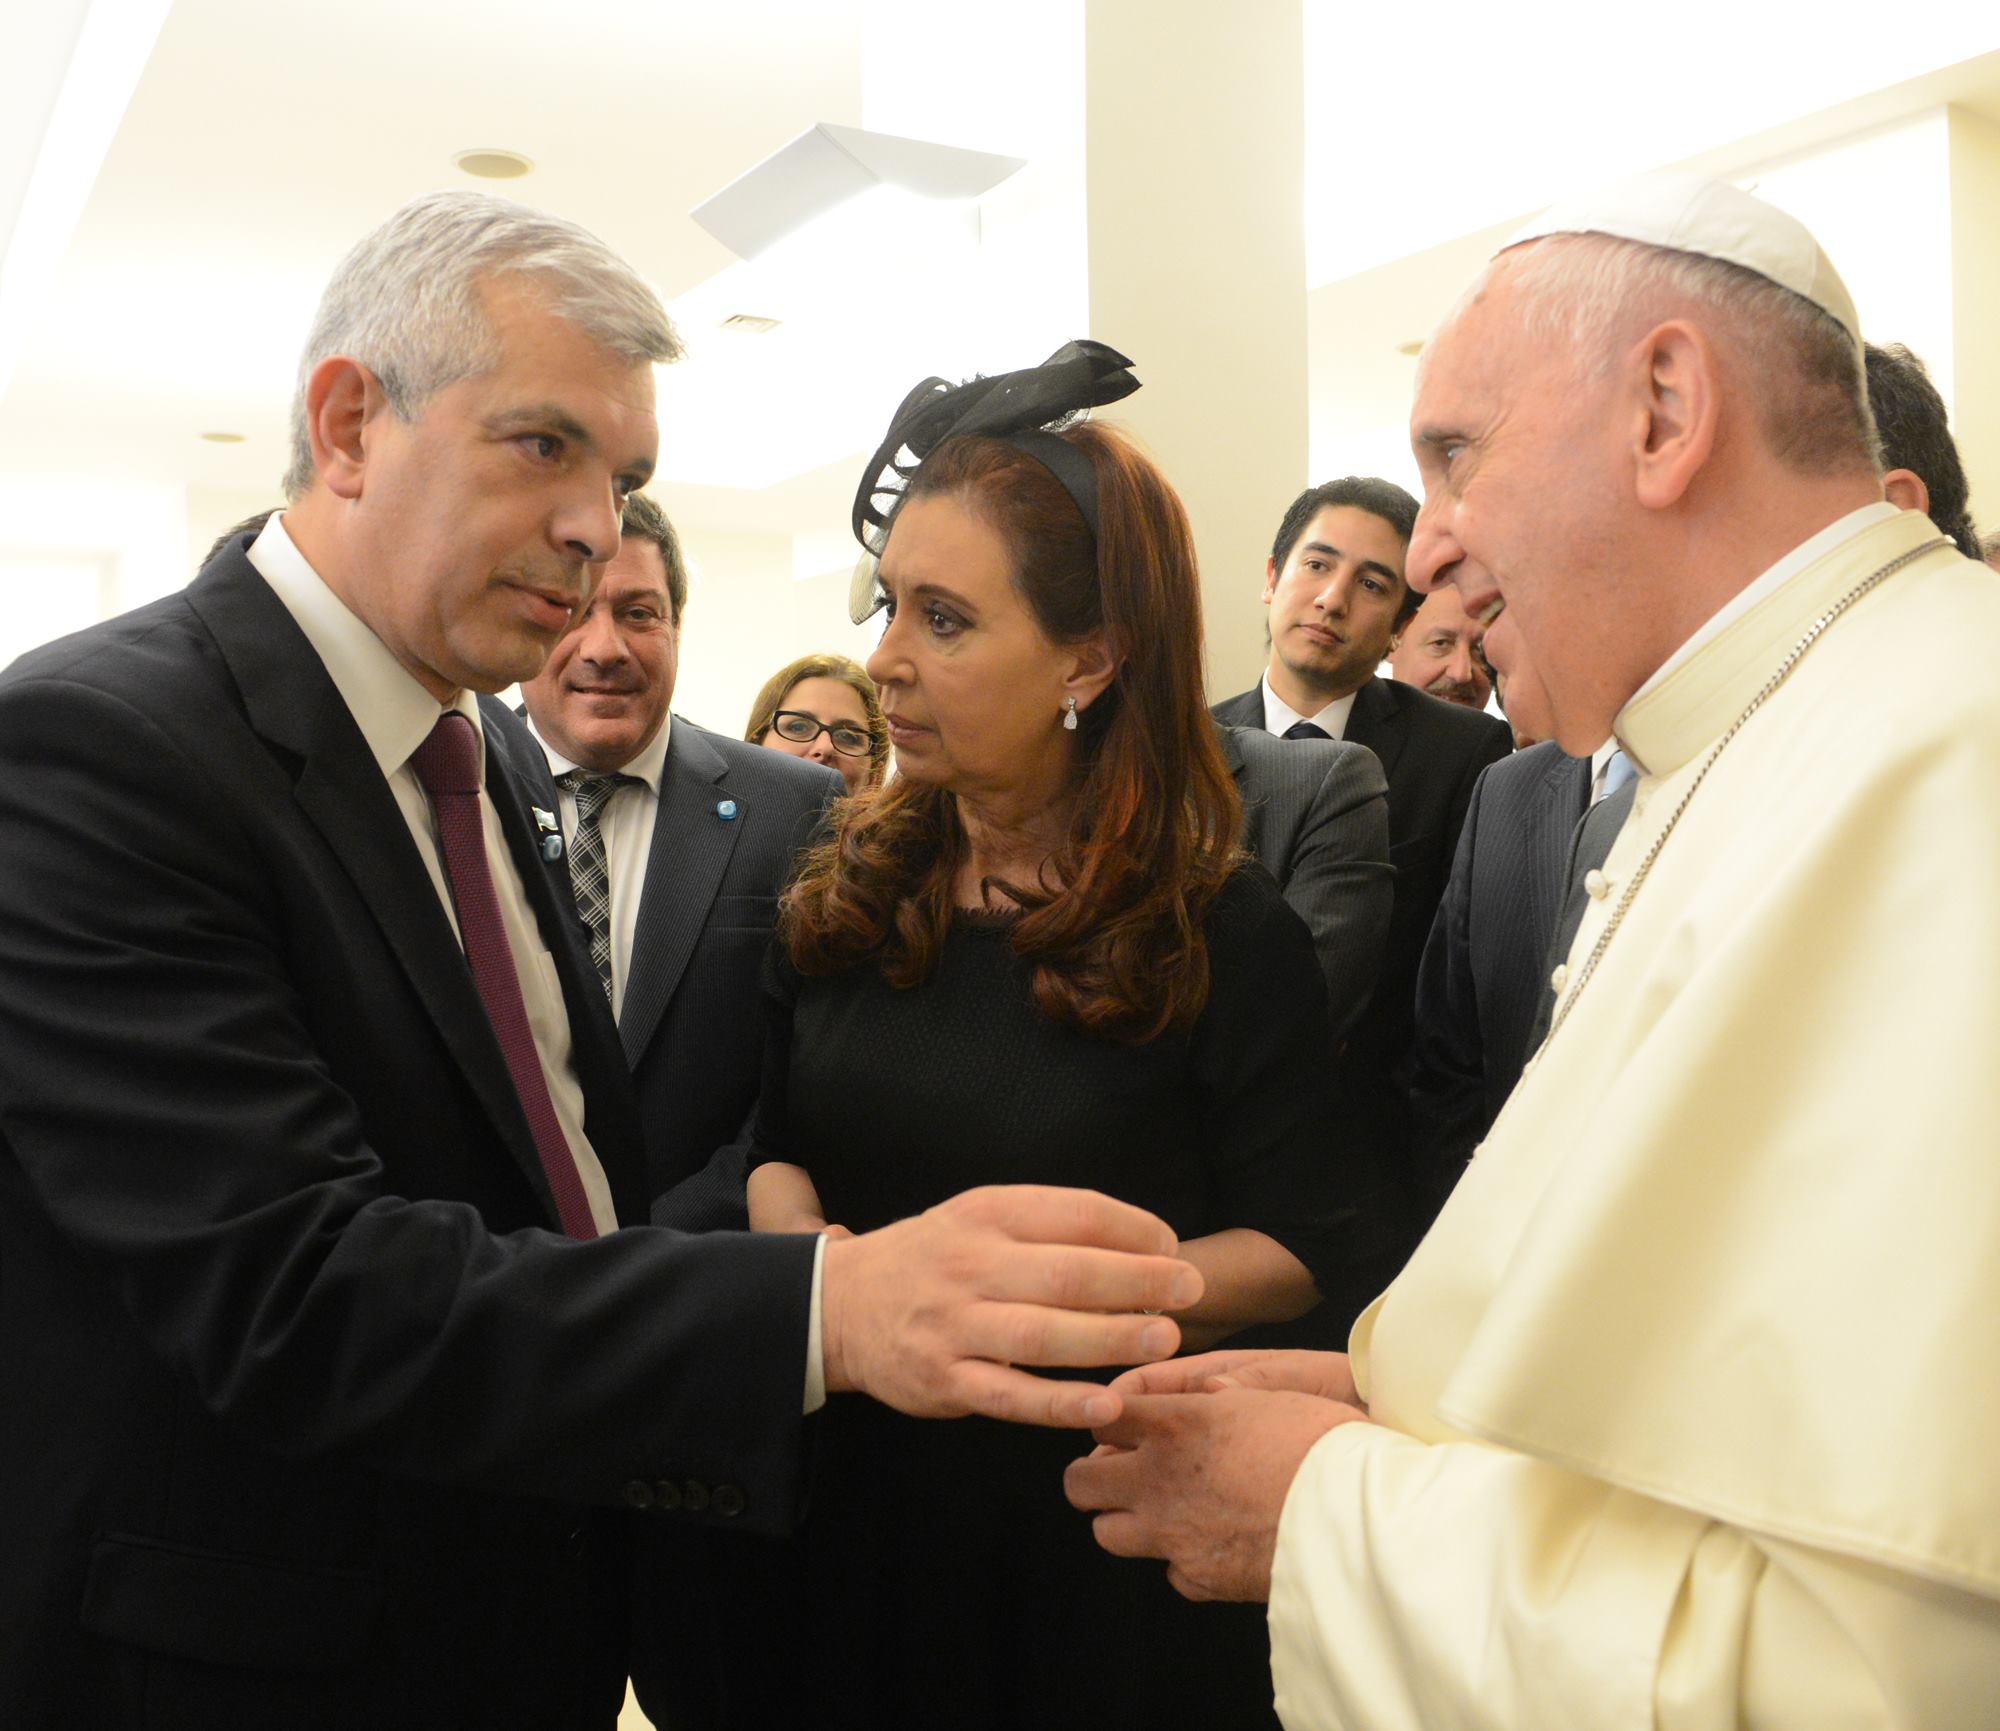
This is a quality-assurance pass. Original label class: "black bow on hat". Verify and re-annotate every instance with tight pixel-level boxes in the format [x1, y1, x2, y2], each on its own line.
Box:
[846, 339, 1140, 623]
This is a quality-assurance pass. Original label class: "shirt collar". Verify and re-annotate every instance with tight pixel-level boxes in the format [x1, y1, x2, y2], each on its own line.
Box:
[1261, 671, 1360, 739]
[531, 709, 672, 794]
[247, 513, 484, 782]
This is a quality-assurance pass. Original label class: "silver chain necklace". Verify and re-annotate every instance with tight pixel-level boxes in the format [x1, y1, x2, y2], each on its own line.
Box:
[1543, 535, 1948, 1050]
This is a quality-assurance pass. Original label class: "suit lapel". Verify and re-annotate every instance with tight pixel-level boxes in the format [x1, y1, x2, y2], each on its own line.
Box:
[186, 557, 567, 1224]
[1536, 749, 1593, 882]
[1345, 678, 1408, 778]
[1210, 687, 1264, 729]
[618, 722, 743, 1069]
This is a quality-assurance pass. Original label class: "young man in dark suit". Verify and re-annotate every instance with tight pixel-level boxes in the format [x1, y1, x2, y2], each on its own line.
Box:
[1213, 477, 1512, 1272]
[0, 191, 1195, 1728]
[502, 491, 839, 1233]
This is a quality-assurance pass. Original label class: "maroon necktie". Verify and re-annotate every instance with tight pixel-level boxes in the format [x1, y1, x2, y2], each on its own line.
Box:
[409, 711, 599, 1239]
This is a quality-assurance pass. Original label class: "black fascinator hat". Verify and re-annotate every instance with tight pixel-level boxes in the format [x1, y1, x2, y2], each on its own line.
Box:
[846, 339, 1139, 623]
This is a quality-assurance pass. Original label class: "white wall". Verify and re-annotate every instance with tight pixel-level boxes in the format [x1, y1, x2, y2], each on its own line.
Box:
[668, 523, 881, 738]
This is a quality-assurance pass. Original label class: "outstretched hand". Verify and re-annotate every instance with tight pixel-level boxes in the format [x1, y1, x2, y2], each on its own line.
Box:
[1065, 1388, 1368, 1601]
[819, 1185, 1203, 1428]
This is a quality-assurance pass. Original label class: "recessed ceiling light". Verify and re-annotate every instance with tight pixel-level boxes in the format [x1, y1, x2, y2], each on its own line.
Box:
[1396, 340, 1424, 357]
[719, 313, 782, 334]
[199, 430, 246, 443]
[454, 148, 534, 180]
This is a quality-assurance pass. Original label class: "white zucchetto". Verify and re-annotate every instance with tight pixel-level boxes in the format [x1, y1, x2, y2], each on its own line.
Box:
[1503, 171, 1861, 350]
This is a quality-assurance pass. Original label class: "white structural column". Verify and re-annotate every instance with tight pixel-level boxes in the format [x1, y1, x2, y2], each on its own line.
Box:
[1083, 0, 1309, 698]
[1948, 105, 2000, 531]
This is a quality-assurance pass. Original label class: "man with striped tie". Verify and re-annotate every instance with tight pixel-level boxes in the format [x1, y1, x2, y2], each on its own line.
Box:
[504, 489, 838, 1232]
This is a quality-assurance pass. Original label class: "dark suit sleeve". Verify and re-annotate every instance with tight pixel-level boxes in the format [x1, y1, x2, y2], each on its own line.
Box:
[1404, 764, 1495, 1203]
[745, 941, 802, 1173]
[1191, 873, 1397, 1296]
[0, 674, 814, 1530]
[1283, 747, 1393, 1044]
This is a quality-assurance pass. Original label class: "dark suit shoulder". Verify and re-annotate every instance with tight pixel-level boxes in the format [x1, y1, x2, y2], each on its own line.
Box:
[1468, 737, 1581, 806]
[1, 576, 225, 707]
[1222, 721, 1386, 804]
[673, 718, 842, 804]
[1209, 686, 1264, 729]
[1370, 678, 1513, 757]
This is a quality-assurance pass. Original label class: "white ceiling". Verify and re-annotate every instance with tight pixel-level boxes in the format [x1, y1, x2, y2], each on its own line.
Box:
[6, 0, 2000, 546]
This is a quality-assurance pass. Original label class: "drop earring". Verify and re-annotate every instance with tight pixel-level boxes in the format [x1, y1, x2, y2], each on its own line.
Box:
[1062, 695, 1079, 731]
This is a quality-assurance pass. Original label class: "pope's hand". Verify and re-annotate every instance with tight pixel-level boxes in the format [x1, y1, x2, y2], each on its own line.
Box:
[1065, 1390, 1367, 1601]
[818, 1185, 1202, 1428]
[1110, 1347, 1362, 1407]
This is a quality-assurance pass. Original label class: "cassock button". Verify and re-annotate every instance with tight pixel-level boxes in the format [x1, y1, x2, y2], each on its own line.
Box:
[1584, 869, 1609, 900]
[1549, 963, 1569, 993]
[713, 1483, 747, 1518]
[682, 1480, 711, 1514]
[622, 1480, 655, 1510]
[653, 1480, 684, 1513]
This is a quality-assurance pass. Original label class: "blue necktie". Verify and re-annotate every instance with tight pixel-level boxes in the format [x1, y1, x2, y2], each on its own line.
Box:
[1282, 721, 1331, 742]
[1600, 747, 1638, 801]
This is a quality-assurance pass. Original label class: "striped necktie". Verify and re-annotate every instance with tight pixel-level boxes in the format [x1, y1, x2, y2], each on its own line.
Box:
[557, 768, 638, 1000]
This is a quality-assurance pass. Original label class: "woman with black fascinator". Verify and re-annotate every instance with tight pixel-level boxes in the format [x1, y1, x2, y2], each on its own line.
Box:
[684, 344, 1376, 1729]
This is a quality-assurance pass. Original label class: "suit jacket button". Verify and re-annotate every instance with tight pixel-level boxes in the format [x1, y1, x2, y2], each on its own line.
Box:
[682, 1479, 711, 1514]
[653, 1479, 684, 1513]
[712, 1483, 747, 1518]
[623, 1480, 655, 1510]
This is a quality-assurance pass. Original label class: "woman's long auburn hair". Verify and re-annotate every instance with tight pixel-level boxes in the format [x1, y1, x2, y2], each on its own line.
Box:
[780, 420, 1242, 1045]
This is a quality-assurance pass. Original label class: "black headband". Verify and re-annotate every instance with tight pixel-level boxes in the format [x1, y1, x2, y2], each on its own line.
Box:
[847, 339, 1140, 623]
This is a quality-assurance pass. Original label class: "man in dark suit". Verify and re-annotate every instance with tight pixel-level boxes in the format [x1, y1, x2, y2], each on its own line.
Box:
[1214, 477, 1512, 1255]
[499, 491, 838, 1232]
[0, 191, 1195, 1728]
[1403, 739, 1595, 1200]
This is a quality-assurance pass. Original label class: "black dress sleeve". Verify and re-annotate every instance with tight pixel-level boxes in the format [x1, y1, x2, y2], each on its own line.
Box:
[1189, 866, 1396, 1296]
[746, 940, 803, 1173]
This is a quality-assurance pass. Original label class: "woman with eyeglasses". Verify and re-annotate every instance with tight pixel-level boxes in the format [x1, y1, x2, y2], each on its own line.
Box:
[744, 653, 889, 794]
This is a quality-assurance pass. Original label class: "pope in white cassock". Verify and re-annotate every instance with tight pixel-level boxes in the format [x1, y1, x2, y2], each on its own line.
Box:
[1066, 173, 2000, 1728]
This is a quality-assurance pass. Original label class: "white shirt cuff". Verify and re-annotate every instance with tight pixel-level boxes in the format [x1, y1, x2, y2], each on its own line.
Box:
[803, 1230, 827, 1414]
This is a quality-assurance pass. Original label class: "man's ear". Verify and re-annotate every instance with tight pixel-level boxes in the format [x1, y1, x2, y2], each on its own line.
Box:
[1062, 632, 1120, 714]
[1626, 320, 1720, 512]
[1882, 466, 1930, 516]
[304, 356, 388, 503]
[1260, 554, 1280, 604]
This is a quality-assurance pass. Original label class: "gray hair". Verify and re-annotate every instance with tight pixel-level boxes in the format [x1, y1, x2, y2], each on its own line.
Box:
[1458, 231, 1874, 478]
[283, 190, 681, 499]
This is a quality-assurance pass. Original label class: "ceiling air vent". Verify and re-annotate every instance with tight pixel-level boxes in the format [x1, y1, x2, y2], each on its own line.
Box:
[718, 313, 782, 335]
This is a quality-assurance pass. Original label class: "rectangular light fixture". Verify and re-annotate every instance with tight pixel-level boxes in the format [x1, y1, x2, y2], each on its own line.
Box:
[692, 122, 1025, 260]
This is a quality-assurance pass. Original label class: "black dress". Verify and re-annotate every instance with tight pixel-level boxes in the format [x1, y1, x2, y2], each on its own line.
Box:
[701, 867, 1374, 1730]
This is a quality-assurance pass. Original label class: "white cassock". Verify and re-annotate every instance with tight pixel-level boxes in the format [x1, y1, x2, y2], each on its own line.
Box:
[1267, 505, 2000, 1729]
